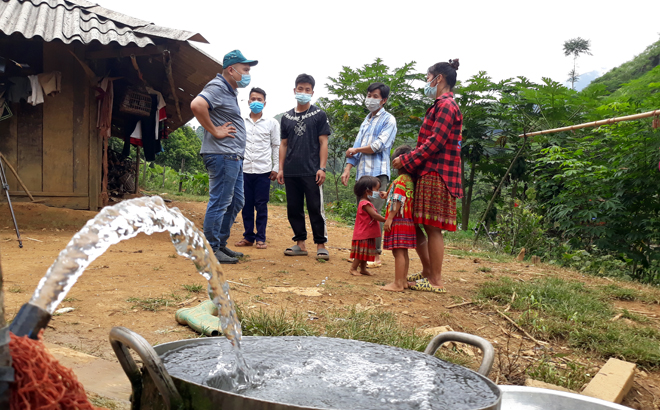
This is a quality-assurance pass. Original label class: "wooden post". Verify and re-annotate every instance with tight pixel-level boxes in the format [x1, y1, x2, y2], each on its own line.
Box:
[178, 158, 185, 192]
[134, 146, 140, 194]
[101, 135, 109, 206]
[142, 160, 148, 189]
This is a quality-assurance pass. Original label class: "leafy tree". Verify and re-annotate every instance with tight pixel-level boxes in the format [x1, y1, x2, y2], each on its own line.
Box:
[563, 37, 592, 89]
[319, 58, 429, 201]
[154, 125, 205, 173]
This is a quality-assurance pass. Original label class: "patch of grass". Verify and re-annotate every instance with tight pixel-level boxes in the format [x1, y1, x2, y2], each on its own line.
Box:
[62, 297, 79, 302]
[449, 249, 513, 263]
[168, 254, 178, 259]
[478, 267, 492, 273]
[526, 357, 591, 391]
[8, 285, 22, 293]
[620, 309, 650, 323]
[373, 280, 386, 286]
[152, 265, 164, 271]
[598, 284, 660, 304]
[478, 277, 660, 368]
[182, 283, 205, 293]
[127, 296, 172, 312]
[275, 270, 289, 274]
[87, 393, 124, 410]
[599, 284, 637, 301]
[235, 305, 473, 368]
[237, 306, 316, 337]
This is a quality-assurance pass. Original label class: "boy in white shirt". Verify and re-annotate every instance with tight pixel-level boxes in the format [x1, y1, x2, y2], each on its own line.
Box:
[234, 87, 280, 249]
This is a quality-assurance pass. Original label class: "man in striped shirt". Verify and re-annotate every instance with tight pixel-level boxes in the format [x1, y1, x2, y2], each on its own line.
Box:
[341, 82, 398, 266]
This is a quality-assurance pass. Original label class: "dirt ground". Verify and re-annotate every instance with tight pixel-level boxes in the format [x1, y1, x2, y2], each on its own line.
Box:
[1, 200, 659, 409]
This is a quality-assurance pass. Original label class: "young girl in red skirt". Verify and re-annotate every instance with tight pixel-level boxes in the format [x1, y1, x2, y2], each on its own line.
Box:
[350, 176, 386, 276]
[380, 145, 417, 292]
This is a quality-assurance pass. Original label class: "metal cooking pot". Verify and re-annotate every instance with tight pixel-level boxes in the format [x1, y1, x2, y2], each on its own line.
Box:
[109, 327, 502, 410]
[499, 385, 632, 410]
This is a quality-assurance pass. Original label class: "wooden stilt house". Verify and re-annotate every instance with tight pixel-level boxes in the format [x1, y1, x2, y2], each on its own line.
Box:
[0, 0, 222, 210]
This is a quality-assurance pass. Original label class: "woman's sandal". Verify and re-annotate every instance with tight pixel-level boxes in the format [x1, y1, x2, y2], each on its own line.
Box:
[409, 278, 447, 294]
[367, 261, 382, 268]
[406, 272, 424, 282]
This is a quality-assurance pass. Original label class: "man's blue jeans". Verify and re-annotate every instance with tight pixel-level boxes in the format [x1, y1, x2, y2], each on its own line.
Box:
[203, 154, 244, 251]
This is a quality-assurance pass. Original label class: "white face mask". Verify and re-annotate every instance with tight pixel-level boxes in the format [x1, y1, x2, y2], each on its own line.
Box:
[365, 98, 382, 112]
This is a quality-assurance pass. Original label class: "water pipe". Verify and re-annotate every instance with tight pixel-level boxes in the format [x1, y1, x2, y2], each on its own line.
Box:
[8, 303, 52, 339]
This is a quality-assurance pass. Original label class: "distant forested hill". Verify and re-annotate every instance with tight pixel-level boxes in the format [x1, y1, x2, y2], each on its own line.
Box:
[584, 37, 660, 94]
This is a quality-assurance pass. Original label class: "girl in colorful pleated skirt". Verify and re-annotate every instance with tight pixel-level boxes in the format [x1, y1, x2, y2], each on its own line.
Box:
[381, 145, 417, 291]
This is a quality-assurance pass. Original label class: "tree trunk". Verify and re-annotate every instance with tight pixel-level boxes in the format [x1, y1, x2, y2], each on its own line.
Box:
[142, 160, 148, 188]
[462, 162, 477, 231]
[178, 158, 186, 192]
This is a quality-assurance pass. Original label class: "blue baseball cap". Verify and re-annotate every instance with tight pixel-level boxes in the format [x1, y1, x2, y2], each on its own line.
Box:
[222, 50, 258, 68]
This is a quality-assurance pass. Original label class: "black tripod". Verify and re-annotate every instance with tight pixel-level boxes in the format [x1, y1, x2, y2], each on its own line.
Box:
[0, 155, 22, 248]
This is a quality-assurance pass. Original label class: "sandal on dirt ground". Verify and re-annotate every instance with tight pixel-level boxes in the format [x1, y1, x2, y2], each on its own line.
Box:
[316, 248, 330, 260]
[234, 239, 254, 247]
[256, 241, 267, 249]
[406, 272, 424, 282]
[367, 261, 382, 268]
[409, 278, 447, 294]
[347, 258, 354, 263]
[284, 245, 308, 256]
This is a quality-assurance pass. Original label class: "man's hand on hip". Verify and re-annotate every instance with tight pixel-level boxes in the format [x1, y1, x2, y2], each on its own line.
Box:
[213, 122, 237, 139]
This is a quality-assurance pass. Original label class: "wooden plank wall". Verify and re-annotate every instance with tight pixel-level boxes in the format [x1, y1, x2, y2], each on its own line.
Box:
[0, 37, 94, 210]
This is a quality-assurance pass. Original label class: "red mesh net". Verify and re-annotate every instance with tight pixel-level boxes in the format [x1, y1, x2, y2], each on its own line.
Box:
[10, 331, 107, 410]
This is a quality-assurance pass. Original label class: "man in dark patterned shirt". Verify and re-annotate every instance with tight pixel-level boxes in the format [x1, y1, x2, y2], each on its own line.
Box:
[277, 74, 332, 260]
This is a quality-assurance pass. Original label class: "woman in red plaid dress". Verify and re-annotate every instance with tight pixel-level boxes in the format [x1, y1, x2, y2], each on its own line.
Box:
[393, 59, 463, 293]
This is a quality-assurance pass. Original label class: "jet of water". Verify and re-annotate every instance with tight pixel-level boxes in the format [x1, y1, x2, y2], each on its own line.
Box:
[26, 196, 250, 385]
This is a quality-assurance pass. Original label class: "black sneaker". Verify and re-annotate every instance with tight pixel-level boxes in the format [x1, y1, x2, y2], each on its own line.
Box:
[218, 246, 243, 258]
[215, 249, 238, 264]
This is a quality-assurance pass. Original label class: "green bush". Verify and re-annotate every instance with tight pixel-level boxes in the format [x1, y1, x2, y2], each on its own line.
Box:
[327, 200, 357, 224]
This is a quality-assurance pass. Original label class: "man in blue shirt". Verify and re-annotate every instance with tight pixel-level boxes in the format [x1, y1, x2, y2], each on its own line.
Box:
[340, 82, 397, 266]
[191, 50, 258, 264]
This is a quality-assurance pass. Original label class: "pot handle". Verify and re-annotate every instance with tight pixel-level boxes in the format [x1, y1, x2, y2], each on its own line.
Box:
[109, 326, 183, 410]
[424, 331, 495, 377]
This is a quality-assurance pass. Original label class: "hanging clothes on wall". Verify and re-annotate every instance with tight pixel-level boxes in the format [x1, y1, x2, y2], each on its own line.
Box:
[124, 94, 160, 161]
[7, 77, 30, 103]
[96, 77, 114, 139]
[27, 75, 43, 106]
[38, 72, 61, 96]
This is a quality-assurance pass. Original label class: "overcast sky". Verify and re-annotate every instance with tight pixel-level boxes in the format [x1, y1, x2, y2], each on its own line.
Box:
[108, 0, 660, 121]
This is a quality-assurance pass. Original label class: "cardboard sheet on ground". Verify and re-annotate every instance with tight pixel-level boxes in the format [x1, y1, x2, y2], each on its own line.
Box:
[262, 286, 322, 297]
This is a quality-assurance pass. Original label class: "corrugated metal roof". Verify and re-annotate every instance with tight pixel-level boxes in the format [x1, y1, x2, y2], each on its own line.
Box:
[0, 0, 208, 47]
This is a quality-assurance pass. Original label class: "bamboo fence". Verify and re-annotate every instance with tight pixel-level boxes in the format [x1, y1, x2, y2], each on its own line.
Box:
[518, 109, 660, 137]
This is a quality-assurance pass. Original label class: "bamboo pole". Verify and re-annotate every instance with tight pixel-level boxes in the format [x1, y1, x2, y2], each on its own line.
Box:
[518, 109, 660, 137]
[0, 152, 36, 202]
